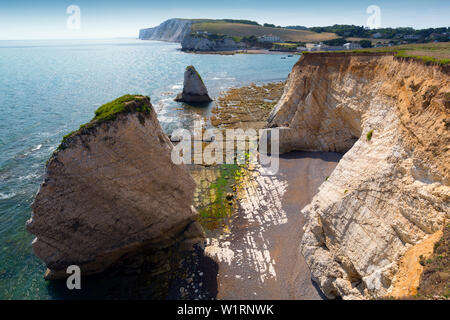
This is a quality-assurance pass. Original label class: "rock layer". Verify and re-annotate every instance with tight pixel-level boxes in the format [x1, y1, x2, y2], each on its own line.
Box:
[139, 19, 192, 42]
[181, 35, 241, 52]
[27, 95, 203, 279]
[175, 66, 213, 103]
[267, 52, 449, 299]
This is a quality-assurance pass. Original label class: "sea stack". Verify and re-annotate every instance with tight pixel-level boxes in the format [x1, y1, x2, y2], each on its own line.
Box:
[27, 95, 204, 280]
[175, 65, 213, 103]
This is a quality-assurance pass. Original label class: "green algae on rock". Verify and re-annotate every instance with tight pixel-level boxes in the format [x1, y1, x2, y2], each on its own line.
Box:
[191, 164, 242, 234]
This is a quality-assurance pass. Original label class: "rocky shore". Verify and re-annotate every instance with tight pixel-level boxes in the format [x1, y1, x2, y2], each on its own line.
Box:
[27, 54, 449, 300]
[210, 82, 286, 129]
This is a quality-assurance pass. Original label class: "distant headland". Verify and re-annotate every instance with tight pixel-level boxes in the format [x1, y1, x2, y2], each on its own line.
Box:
[139, 18, 450, 54]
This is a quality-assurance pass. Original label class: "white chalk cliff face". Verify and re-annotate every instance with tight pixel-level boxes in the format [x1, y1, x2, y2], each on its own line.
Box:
[27, 96, 203, 279]
[139, 19, 192, 42]
[181, 35, 241, 52]
[268, 53, 449, 299]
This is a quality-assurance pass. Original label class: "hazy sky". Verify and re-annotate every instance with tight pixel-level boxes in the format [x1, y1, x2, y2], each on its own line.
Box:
[0, 0, 449, 40]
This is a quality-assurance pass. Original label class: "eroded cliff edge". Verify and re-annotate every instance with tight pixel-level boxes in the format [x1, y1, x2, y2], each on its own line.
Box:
[139, 18, 192, 42]
[27, 95, 203, 279]
[267, 52, 449, 299]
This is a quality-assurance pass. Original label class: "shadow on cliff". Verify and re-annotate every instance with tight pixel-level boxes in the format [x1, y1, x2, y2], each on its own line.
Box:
[45, 244, 219, 300]
[278, 150, 343, 162]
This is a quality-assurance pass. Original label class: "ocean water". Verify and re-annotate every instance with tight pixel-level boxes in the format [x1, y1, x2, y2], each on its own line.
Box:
[0, 38, 298, 299]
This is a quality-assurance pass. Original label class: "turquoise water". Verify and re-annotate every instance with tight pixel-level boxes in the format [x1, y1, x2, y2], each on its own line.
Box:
[0, 38, 297, 299]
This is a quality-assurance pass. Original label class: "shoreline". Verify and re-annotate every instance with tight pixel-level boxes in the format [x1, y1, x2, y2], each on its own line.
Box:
[174, 80, 338, 299]
[181, 49, 299, 55]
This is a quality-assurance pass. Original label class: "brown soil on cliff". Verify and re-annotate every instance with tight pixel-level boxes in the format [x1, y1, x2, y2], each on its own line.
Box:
[416, 224, 450, 299]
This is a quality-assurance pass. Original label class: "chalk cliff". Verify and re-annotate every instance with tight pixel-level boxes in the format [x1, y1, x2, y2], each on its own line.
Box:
[138, 18, 244, 51]
[27, 95, 203, 279]
[267, 52, 450, 299]
[139, 18, 192, 42]
[181, 35, 241, 52]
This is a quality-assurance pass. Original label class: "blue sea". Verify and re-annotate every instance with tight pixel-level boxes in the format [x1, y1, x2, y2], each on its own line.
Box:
[0, 38, 297, 299]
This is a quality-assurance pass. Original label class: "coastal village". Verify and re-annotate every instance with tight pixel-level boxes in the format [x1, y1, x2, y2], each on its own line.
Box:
[152, 19, 450, 53]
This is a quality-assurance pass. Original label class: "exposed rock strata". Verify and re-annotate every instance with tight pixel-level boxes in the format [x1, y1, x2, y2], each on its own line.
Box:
[267, 52, 449, 299]
[27, 95, 203, 279]
[175, 66, 213, 103]
[181, 35, 242, 52]
[139, 18, 192, 42]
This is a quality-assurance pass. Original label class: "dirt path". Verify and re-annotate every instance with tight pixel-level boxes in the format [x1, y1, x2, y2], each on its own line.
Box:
[201, 151, 342, 299]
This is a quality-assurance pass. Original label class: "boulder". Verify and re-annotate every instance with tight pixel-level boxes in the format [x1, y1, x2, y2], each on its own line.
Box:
[175, 66, 213, 103]
[27, 95, 204, 279]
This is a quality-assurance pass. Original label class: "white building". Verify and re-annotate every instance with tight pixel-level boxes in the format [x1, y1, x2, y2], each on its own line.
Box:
[344, 42, 362, 50]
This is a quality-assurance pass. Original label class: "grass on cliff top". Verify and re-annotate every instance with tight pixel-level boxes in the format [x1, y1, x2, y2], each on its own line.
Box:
[359, 42, 450, 65]
[56, 95, 151, 151]
[303, 42, 450, 65]
[191, 22, 338, 42]
[186, 65, 204, 82]
[94, 94, 151, 122]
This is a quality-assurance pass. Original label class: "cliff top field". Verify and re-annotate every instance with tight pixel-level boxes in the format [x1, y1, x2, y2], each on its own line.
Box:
[190, 21, 338, 42]
[355, 42, 450, 65]
[304, 42, 450, 65]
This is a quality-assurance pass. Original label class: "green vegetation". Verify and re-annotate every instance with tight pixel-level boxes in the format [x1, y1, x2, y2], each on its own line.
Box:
[366, 130, 374, 141]
[198, 164, 242, 231]
[272, 42, 298, 51]
[285, 25, 308, 31]
[323, 37, 347, 46]
[94, 94, 151, 123]
[395, 50, 450, 65]
[303, 42, 450, 65]
[186, 65, 204, 82]
[308, 25, 450, 43]
[219, 19, 260, 26]
[192, 21, 449, 44]
[54, 95, 150, 152]
[419, 255, 426, 266]
[358, 40, 372, 48]
[230, 35, 242, 43]
[191, 22, 338, 43]
[415, 224, 449, 299]
[353, 42, 450, 65]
